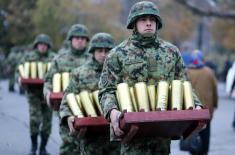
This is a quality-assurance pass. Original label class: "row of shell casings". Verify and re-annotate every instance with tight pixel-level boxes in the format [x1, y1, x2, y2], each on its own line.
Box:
[52, 72, 70, 93]
[18, 62, 51, 79]
[66, 90, 103, 117]
[116, 80, 195, 112]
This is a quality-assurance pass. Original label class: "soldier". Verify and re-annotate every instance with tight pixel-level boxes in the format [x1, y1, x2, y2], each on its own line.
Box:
[60, 33, 120, 155]
[43, 24, 90, 155]
[186, 49, 218, 155]
[17, 34, 56, 155]
[6, 46, 23, 92]
[98, 1, 204, 155]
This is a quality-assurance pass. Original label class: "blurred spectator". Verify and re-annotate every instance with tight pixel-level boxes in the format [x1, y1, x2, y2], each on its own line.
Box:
[180, 42, 192, 66]
[225, 61, 235, 130]
[222, 57, 233, 82]
[0, 50, 6, 78]
[186, 49, 218, 155]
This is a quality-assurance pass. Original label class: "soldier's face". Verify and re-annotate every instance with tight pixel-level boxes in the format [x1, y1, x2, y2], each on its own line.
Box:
[136, 15, 156, 36]
[94, 48, 110, 64]
[37, 43, 48, 53]
[71, 37, 87, 50]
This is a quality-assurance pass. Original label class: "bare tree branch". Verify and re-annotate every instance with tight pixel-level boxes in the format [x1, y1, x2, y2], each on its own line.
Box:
[176, 0, 235, 20]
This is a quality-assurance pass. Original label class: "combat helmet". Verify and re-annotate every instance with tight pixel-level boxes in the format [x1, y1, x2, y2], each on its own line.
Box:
[126, 1, 162, 29]
[88, 32, 115, 53]
[66, 24, 89, 41]
[33, 34, 52, 48]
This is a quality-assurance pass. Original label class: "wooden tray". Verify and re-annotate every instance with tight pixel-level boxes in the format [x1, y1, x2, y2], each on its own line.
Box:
[21, 78, 44, 85]
[73, 116, 109, 138]
[49, 92, 63, 111]
[119, 109, 210, 143]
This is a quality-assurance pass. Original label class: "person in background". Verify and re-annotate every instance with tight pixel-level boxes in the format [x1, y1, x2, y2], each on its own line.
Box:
[186, 49, 218, 155]
[225, 61, 235, 130]
[180, 42, 192, 66]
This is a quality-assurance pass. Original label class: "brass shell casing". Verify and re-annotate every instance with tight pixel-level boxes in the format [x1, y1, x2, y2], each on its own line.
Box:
[117, 83, 133, 112]
[18, 64, 25, 78]
[156, 81, 169, 111]
[183, 81, 195, 109]
[24, 62, 30, 79]
[79, 91, 98, 117]
[47, 62, 51, 72]
[134, 82, 150, 112]
[129, 87, 138, 112]
[66, 93, 84, 117]
[37, 62, 44, 79]
[116, 90, 120, 109]
[92, 90, 103, 114]
[30, 62, 37, 79]
[147, 85, 156, 111]
[171, 80, 183, 110]
[62, 72, 70, 91]
[75, 94, 83, 112]
[52, 73, 61, 93]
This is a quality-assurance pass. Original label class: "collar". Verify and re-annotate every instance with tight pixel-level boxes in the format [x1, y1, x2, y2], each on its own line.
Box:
[69, 43, 87, 56]
[130, 29, 159, 48]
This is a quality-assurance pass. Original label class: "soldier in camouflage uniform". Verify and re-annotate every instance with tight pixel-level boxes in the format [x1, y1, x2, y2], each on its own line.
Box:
[60, 33, 120, 155]
[43, 24, 90, 155]
[98, 1, 204, 155]
[17, 34, 56, 155]
[6, 46, 24, 92]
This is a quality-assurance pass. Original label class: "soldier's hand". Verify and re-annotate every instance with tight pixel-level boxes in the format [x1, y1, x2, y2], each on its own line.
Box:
[195, 105, 202, 110]
[110, 109, 124, 137]
[46, 91, 51, 107]
[67, 116, 76, 134]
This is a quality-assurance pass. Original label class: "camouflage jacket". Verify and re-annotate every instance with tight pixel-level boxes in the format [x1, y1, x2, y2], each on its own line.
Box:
[60, 58, 103, 124]
[99, 33, 202, 121]
[6, 48, 24, 74]
[16, 49, 56, 95]
[43, 46, 90, 97]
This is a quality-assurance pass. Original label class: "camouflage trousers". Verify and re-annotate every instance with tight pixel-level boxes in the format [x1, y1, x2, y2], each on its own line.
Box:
[27, 92, 52, 136]
[8, 75, 15, 90]
[59, 124, 80, 155]
[80, 136, 120, 155]
[120, 137, 170, 155]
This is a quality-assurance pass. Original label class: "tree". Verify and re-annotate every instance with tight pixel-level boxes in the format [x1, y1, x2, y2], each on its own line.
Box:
[176, 0, 235, 51]
[0, 0, 36, 53]
[31, 0, 128, 48]
[175, 0, 235, 19]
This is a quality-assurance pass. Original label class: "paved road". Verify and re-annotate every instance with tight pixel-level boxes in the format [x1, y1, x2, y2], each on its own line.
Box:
[0, 81, 61, 155]
[0, 80, 234, 155]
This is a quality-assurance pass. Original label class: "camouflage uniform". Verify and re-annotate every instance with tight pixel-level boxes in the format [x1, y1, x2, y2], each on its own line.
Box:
[60, 33, 120, 155]
[17, 34, 56, 155]
[98, 1, 202, 155]
[43, 24, 90, 155]
[6, 46, 24, 92]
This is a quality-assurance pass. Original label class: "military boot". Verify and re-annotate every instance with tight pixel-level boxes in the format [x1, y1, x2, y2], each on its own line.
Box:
[8, 83, 15, 92]
[29, 134, 37, 155]
[39, 133, 50, 155]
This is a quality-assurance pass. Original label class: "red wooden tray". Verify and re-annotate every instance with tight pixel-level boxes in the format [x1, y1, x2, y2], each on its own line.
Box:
[119, 109, 210, 143]
[21, 78, 44, 85]
[73, 116, 109, 138]
[49, 92, 63, 111]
